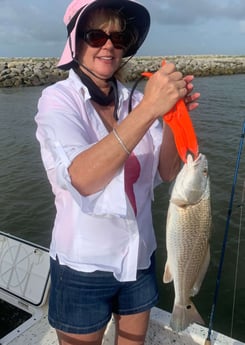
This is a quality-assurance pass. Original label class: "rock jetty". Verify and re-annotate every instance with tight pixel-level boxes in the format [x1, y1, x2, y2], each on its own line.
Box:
[0, 55, 245, 88]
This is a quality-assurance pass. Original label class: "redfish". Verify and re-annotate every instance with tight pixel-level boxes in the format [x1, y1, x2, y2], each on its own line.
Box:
[163, 153, 211, 331]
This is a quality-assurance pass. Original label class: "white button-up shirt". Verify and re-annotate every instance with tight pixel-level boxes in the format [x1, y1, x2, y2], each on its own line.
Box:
[35, 69, 163, 282]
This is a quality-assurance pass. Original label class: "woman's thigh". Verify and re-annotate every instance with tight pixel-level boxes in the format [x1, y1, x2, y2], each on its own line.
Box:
[56, 327, 106, 345]
[114, 310, 151, 345]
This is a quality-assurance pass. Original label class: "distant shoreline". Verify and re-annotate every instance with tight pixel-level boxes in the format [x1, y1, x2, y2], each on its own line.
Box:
[0, 55, 245, 87]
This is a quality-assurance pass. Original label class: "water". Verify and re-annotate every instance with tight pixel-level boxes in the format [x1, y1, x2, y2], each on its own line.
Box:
[0, 74, 245, 342]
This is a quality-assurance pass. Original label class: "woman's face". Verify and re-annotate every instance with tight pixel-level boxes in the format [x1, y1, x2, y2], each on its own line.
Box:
[76, 9, 126, 81]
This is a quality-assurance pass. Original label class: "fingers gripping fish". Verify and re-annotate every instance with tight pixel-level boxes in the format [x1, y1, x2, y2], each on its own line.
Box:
[163, 153, 212, 332]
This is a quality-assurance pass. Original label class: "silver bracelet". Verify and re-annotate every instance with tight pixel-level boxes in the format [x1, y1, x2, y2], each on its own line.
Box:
[112, 128, 130, 155]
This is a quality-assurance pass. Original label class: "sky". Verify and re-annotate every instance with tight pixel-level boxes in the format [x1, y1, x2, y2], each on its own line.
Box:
[0, 0, 245, 58]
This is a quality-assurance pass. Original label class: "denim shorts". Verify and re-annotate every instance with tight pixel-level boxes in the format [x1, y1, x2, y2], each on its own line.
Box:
[48, 255, 158, 334]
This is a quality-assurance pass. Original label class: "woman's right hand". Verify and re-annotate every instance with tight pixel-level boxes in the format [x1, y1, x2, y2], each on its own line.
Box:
[141, 62, 188, 120]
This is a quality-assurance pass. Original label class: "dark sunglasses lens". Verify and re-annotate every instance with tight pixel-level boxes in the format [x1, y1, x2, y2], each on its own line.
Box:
[84, 30, 130, 49]
[110, 32, 128, 49]
[86, 31, 107, 47]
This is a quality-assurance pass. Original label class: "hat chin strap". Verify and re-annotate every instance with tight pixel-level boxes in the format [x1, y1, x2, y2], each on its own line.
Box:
[74, 58, 108, 81]
[72, 55, 135, 121]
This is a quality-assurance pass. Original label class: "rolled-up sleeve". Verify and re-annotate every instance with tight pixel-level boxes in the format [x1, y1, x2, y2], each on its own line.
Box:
[35, 84, 128, 217]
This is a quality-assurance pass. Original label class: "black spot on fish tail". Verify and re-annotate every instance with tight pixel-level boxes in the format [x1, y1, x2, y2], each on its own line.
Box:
[170, 301, 205, 332]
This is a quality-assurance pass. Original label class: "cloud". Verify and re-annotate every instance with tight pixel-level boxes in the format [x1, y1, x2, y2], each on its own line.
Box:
[0, 0, 70, 56]
[0, 0, 244, 57]
[240, 20, 245, 33]
[0, 0, 69, 45]
[140, 0, 245, 26]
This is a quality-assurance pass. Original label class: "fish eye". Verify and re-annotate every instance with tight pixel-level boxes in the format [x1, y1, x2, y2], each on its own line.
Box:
[203, 168, 208, 176]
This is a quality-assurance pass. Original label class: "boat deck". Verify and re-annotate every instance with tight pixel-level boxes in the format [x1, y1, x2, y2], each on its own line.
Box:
[1, 232, 243, 345]
[6, 305, 245, 345]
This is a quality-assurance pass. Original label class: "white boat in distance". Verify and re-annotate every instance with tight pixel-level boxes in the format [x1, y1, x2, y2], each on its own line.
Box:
[0, 231, 244, 345]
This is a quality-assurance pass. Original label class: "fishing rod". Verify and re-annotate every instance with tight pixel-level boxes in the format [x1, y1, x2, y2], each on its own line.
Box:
[205, 120, 245, 345]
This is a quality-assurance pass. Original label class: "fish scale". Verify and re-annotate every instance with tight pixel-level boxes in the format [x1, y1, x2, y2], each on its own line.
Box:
[163, 153, 212, 332]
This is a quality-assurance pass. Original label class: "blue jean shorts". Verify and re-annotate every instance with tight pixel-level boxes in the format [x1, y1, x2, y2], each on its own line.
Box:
[48, 255, 158, 334]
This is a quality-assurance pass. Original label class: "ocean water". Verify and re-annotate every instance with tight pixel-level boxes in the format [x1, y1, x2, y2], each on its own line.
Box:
[0, 74, 245, 342]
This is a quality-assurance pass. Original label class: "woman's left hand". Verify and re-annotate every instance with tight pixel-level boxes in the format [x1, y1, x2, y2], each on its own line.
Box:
[184, 75, 200, 111]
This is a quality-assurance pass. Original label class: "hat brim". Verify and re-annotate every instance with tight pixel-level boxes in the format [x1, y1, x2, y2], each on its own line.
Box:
[57, 0, 150, 70]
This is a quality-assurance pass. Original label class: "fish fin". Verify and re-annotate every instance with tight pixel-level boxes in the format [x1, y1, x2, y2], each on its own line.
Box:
[191, 245, 210, 296]
[170, 301, 205, 332]
[170, 198, 188, 207]
[163, 262, 173, 283]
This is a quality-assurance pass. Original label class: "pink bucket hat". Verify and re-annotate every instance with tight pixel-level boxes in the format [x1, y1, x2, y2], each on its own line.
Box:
[57, 0, 150, 70]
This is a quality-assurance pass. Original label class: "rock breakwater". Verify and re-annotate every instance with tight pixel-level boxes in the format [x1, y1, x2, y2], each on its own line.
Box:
[0, 55, 245, 88]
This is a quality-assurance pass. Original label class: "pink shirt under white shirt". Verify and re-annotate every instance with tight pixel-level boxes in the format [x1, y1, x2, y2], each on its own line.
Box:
[35, 69, 163, 282]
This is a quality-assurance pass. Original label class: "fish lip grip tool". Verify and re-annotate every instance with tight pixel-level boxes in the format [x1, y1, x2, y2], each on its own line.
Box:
[141, 61, 199, 163]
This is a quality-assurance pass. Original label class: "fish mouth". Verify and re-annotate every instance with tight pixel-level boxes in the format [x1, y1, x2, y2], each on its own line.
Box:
[187, 152, 207, 165]
[186, 153, 208, 176]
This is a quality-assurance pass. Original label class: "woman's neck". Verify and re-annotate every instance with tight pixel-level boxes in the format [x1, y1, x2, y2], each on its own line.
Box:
[79, 66, 110, 92]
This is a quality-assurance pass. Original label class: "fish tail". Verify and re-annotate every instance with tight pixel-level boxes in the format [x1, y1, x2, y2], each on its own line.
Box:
[170, 301, 205, 332]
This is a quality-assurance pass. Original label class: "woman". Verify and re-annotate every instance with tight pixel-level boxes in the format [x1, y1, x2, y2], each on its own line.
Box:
[35, 0, 200, 344]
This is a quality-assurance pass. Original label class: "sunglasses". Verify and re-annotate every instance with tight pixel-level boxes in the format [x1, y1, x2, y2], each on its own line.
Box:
[80, 29, 130, 49]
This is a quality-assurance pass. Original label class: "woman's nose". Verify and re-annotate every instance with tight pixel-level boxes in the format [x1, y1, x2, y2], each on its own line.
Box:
[103, 37, 114, 48]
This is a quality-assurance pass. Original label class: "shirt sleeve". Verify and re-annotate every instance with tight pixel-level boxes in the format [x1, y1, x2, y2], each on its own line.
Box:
[35, 84, 128, 217]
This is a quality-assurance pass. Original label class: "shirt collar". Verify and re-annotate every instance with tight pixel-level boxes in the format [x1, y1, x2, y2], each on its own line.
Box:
[69, 69, 91, 101]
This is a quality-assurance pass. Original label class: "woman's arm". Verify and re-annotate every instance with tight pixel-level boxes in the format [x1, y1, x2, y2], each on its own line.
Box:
[68, 63, 189, 196]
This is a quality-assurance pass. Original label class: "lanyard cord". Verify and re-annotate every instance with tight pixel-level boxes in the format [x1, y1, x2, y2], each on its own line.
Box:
[128, 75, 145, 114]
